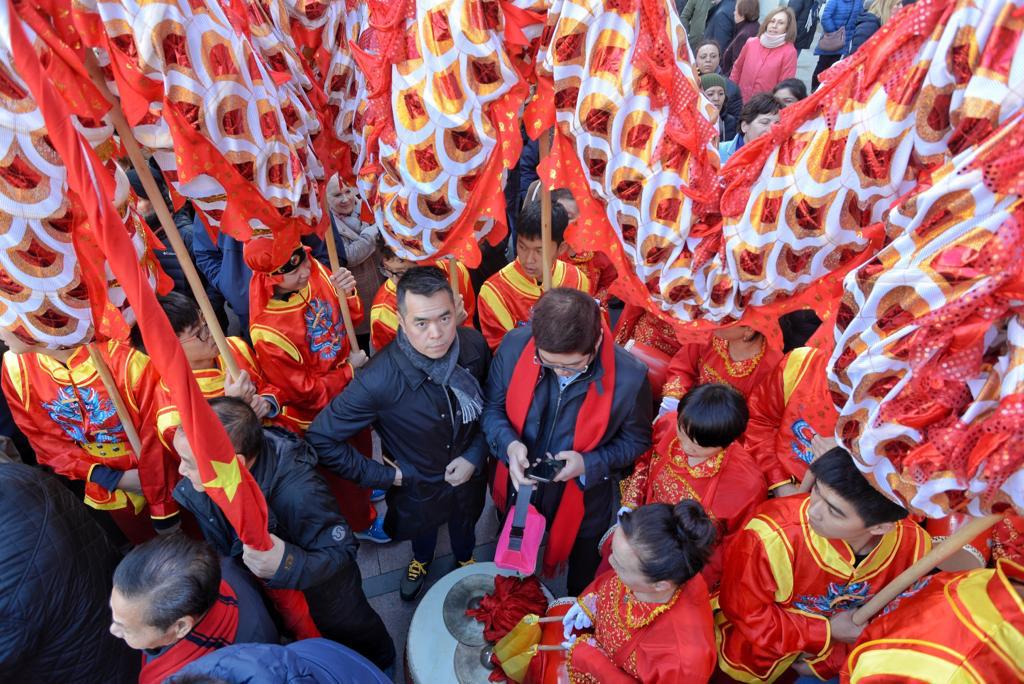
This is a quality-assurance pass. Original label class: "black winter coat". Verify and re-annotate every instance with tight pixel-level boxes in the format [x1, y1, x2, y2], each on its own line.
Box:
[173, 427, 357, 591]
[0, 464, 139, 683]
[703, 0, 737, 57]
[850, 11, 881, 53]
[481, 327, 653, 537]
[307, 328, 490, 540]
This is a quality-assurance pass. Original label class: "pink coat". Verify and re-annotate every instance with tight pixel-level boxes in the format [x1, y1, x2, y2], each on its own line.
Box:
[729, 37, 798, 102]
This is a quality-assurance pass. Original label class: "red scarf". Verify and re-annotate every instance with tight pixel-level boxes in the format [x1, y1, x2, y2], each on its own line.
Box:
[138, 580, 240, 684]
[493, 325, 616, 576]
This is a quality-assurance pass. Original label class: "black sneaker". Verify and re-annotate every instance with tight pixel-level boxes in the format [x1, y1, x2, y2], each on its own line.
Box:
[400, 559, 429, 601]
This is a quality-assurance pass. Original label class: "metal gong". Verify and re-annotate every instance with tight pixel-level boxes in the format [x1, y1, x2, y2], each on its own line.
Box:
[454, 642, 496, 684]
[441, 573, 496, 647]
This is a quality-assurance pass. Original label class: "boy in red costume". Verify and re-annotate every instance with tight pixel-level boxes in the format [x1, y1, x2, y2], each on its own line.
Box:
[245, 239, 366, 435]
[717, 447, 931, 682]
[619, 383, 766, 590]
[245, 238, 380, 539]
[143, 293, 282, 443]
[478, 200, 591, 351]
[369, 235, 474, 353]
[1, 331, 179, 543]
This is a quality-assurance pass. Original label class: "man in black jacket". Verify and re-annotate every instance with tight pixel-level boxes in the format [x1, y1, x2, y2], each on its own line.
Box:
[481, 288, 652, 595]
[171, 399, 394, 671]
[307, 266, 490, 601]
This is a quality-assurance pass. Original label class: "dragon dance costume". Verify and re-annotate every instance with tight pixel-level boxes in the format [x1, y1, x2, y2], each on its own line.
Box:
[1, 339, 179, 542]
[478, 259, 591, 351]
[369, 257, 475, 353]
[717, 495, 931, 682]
[155, 336, 284, 444]
[745, 347, 840, 491]
[843, 559, 1024, 683]
[247, 247, 364, 434]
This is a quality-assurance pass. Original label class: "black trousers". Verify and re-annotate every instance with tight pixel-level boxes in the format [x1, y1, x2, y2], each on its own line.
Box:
[305, 563, 395, 671]
[567, 534, 603, 596]
[812, 53, 842, 90]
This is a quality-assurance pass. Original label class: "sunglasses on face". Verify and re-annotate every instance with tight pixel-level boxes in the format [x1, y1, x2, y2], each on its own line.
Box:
[273, 247, 307, 275]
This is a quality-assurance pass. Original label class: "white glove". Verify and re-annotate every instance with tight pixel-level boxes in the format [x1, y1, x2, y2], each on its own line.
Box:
[657, 396, 679, 419]
[562, 597, 595, 642]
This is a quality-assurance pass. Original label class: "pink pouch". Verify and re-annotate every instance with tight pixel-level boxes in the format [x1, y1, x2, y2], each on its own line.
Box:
[494, 483, 545, 575]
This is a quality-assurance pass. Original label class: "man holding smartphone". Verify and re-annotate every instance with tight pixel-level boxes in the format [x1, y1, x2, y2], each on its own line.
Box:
[482, 288, 652, 594]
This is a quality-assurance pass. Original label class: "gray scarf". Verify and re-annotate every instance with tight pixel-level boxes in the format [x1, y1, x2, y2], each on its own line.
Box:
[395, 328, 483, 424]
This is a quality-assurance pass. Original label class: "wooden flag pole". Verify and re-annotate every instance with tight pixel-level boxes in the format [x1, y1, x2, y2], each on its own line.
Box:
[851, 513, 1001, 625]
[539, 132, 554, 291]
[321, 196, 362, 354]
[447, 255, 459, 296]
[87, 344, 143, 457]
[83, 54, 241, 380]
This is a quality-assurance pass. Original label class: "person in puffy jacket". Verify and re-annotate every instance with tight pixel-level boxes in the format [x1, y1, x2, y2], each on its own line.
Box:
[169, 639, 391, 684]
[812, 0, 864, 88]
[0, 463, 139, 683]
[850, 0, 902, 52]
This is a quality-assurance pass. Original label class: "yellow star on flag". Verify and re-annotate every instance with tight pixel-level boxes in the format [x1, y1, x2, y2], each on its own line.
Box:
[203, 457, 243, 502]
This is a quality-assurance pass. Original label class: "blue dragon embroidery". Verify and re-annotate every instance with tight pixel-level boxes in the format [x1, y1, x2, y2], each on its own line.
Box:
[790, 418, 816, 465]
[42, 386, 124, 444]
[879, 576, 933, 616]
[793, 581, 871, 616]
[305, 297, 345, 361]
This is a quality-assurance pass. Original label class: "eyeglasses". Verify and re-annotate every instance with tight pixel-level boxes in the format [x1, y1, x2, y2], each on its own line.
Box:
[272, 247, 307, 275]
[179, 323, 211, 344]
[533, 349, 593, 375]
[379, 264, 410, 281]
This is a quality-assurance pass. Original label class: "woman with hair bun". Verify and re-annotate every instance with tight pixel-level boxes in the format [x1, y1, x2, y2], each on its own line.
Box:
[560, 501, 718, 683]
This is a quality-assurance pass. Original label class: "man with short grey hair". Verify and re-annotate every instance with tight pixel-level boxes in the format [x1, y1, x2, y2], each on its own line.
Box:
[110, 534, 276, 683]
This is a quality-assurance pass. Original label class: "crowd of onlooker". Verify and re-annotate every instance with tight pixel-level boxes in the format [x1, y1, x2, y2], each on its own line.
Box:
[684, 0, 913, 161]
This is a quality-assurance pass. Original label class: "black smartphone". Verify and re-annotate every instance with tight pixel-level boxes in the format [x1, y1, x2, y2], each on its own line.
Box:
[526, 454, 565, 483]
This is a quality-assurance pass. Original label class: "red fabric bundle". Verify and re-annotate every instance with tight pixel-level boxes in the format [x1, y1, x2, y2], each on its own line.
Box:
[466, 574, 547, 643]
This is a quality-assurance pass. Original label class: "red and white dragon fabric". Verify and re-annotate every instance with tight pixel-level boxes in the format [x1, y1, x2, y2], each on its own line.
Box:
[831, 110, 1024, 517]
[0, 9, 163, 349]
[71, 0, 327, 262]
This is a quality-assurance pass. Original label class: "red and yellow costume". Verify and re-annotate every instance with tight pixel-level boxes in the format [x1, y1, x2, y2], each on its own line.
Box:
[369, 258, 475, 353]
[565, 570, 717, 683]
[717, 495, 931, 683]
[842, 559, 1024, 683]
[478, 259, 591, 351]
[1, 340, 179, 540]
[619, 414, 768, 589]
[613, 305, 682, 397]
[560, 250, 615, 304]
[661, 334, 782, 404]
[745, 347, 839, 491]
[155, 336, 283, 444]
[249, 255, 363, 434]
